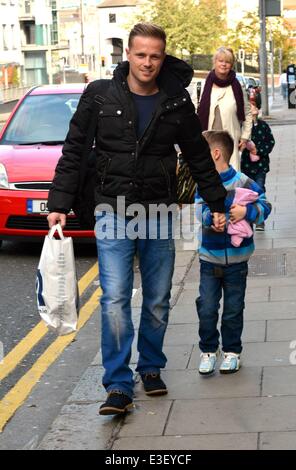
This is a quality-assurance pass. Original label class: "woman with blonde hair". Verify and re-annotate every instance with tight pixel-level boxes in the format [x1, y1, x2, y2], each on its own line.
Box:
[198, 47, 252, 170]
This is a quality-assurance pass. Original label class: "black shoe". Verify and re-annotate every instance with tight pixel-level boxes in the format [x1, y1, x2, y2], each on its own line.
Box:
[99, 391, 133, 416]
[141, 373, 168, 396]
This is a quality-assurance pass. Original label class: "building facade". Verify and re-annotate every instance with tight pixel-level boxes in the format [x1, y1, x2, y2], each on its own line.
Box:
[97, 0, 144, 72]
[0, 0, 22, 87]
[58, 0, 100, 74]
[283, 0, 296, 46]
[18, 0, 76, 86]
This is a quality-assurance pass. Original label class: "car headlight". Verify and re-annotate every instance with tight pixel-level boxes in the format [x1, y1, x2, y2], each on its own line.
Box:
[0, 163, 9, 189]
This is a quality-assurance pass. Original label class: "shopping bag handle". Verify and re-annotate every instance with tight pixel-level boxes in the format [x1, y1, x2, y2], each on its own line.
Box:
[48, 224, 65, 240]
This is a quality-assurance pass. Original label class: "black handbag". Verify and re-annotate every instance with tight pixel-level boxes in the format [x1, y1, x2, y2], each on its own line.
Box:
[72, 80, 110, 229]
[176, 153, 197, 205]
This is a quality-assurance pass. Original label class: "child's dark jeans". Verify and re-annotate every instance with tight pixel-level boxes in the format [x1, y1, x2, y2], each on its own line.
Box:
[196, 260, 248, 354]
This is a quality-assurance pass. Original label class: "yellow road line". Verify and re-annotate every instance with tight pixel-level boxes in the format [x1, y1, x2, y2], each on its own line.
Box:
[0, 287, 102, 433]
[78, 263, 98, 297]
[0, 262, 98, 382]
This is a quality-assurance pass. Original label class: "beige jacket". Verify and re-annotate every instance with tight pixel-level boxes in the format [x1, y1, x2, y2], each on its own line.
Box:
[205, 85, 252, 171]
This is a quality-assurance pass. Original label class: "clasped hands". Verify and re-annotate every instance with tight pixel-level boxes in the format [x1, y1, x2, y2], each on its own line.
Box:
[212, 205, 247, 232]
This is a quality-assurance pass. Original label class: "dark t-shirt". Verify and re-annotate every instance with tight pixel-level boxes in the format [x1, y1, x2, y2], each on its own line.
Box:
[131, 92, 160, 138]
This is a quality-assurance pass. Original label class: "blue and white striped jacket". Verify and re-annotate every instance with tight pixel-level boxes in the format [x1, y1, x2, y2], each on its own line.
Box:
[195, 166, 272, 265]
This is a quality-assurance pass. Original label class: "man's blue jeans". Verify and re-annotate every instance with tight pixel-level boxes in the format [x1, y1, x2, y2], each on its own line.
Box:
[196, 260, 248, 354]
[95, 212, 175, 398]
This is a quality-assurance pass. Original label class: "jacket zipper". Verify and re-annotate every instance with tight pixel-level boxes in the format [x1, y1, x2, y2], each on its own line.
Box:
[138, 111, 157, 148]
[160, 160, 172, 197]
[101, 158, 111, 191]
[132, 91, 167, 160]
[127, 88, 184, 181]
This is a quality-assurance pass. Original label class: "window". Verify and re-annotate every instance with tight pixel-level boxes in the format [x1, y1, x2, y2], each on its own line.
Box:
[25, 0, 31, 14]
[23, 22, 35, 45]
[2, 24, 8, 50]
[109, 14, 116, 23]
[11, 24, 17, 50]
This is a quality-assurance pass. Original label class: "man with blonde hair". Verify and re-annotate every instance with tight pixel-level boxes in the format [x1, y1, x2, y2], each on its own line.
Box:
[48, 23, 226, 415]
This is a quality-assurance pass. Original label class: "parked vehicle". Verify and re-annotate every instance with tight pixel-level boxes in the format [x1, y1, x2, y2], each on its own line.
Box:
[236, 73, 261, 109]
[245, 76, 262, 109]
[245, 76, 257, 89]
[0, 83, 95, 248]
[105, 64, 118, 77]
[236, 73, 248, 90]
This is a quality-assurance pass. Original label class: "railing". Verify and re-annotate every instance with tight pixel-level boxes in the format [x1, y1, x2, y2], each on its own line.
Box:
[0, 86, 32, 104]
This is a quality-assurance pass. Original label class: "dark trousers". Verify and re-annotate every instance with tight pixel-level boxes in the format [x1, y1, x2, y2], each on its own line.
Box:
[253, 171, 267, 193]
[196, 260, 248, 354]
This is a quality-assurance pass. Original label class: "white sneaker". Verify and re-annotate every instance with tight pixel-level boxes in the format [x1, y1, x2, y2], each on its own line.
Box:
[220, 352, 241, 374]
[199, 351, 219, 375]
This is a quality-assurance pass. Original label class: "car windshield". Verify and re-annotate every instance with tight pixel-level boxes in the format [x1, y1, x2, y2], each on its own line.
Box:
[248, 78, 257, 87]
[1, 93, 81, 145]
[236, 75, 246, 89]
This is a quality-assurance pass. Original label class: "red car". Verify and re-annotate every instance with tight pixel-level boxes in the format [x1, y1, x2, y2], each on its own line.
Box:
[0, 84, 95, 248]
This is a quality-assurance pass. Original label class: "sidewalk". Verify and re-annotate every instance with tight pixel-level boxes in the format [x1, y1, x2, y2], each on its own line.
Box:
[38, 93, 296, 450]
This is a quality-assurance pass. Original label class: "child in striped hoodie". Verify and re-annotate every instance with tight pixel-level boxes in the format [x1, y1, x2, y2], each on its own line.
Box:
[195, 130, 271, 375]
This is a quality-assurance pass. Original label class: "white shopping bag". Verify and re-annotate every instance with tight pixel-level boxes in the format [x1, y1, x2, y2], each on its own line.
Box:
[36, 224, 79, 335]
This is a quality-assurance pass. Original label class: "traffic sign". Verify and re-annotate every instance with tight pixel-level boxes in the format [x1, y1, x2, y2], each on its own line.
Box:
[287, 64, 296, 109]
[265, 0, 281, 17]
[238, 49, 245, 61]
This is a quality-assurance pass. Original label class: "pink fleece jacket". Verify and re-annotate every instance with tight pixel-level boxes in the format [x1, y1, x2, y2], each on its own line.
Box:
[246, 140, 260, 162]
[228, 187, 259, 247]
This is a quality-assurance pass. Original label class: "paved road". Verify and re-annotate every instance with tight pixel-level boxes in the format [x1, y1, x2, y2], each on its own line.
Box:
[1, 90, 296, 451]
[0, 96, 140, 434]
[0, 240, 99, 398]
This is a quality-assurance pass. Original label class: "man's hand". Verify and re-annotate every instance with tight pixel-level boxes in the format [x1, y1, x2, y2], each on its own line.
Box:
[212, 212, 226, 232]
[229, 204, 247, 224]
[47, 212, 66, 229]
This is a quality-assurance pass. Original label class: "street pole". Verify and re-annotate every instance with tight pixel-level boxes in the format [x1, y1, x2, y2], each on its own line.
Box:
[259, 0, 269, 116]
[47, 24, 53, 85]
[80, 0, 85, 65]
[98, 14, 102, 79]
[241, 59, 245, 76]
[270, 40, 275, 100]
[278, 47, 282, 77]
[238, 49, 245, 76]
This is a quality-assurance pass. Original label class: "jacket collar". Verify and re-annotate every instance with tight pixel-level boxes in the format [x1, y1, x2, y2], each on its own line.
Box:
[219, 165, 236, 183]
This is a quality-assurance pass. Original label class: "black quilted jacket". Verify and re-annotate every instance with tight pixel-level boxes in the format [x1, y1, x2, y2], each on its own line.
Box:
[48, 55, 226, 214]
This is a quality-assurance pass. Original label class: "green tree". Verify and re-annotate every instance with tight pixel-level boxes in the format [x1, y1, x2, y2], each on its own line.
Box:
[133, 0, 225, 56]
[226, 10, 295, 69]
[11, 67, 20, 87]
[191, 0, 226, 54]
